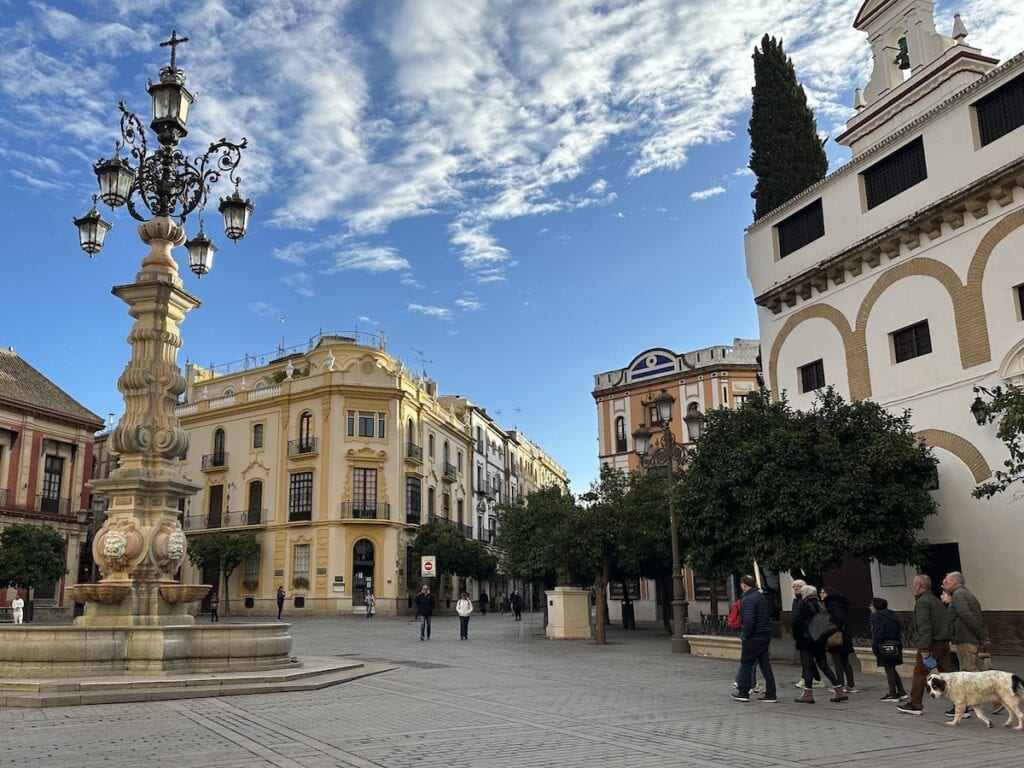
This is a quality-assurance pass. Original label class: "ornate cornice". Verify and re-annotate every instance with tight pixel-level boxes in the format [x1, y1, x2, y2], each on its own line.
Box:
[755, 158, 1024, 314]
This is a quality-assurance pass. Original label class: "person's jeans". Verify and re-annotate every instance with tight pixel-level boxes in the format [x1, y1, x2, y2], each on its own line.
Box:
[909, 640, 952, 707]
[420, 614, 432, 639]
[828, 650, 855, 687]
[736, 635, 776, 697]
[884, 664, 906, 696]
[800, 648, 838, 688]
[459, 616, 470, 639]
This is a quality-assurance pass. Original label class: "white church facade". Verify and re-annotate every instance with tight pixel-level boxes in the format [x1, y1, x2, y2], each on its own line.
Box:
[745, 0, 1024, 651]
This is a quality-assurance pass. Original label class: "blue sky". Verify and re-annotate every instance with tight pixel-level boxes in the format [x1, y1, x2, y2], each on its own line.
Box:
[1, 0, 1019, 494]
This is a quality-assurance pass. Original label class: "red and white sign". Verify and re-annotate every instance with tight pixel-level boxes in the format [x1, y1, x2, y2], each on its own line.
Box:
[421, 555, 436, 578]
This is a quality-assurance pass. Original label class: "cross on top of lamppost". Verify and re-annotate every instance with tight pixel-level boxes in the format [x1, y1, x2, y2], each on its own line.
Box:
[159, 30, 189, 70]
[74, 30, 254, 276]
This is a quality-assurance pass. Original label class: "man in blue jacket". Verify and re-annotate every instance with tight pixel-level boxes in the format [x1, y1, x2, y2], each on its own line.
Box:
[733, 575, 778, 703]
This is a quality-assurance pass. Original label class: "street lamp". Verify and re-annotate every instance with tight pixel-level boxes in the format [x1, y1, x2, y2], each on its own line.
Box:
[632, 389, 693, 654]
[75, 30, 253, 275]
[970, 385, 1001, 426]
[70, 30, 254, 622]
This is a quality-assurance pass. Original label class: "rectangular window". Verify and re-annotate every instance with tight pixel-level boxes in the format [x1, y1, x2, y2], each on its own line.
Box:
[288, 471, 313, 521]
[475, 426, 483, 453]
[347, 411, 355, 437]
[244, 554, 260, 582]
[457, 450, 464, 473]
[799, 359, 826, 393]
[252, 423, 264, 449]
[358, 412, 375, 437]
[776, 198, 824, 258]
[353, 468, 377, 513]
[293, 544, 310, 583]
[428, 487, 435, 516]
[1016, 283, 1024, 322]
[975, 73, 1024, 147]
[42, 454, 64, 501]
[406, 476, 422, 524]
[892, 320, 932, 363]
[378, 414, 386, 439]
[862, 137, 927, 209]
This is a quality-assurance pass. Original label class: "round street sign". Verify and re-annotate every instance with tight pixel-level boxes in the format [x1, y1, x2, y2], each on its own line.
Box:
[421, 555, 436, 578]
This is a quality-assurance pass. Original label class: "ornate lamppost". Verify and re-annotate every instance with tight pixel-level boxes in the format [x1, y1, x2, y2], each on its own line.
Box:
[71, 31, 253, 624]
[632, 390, 704, 654]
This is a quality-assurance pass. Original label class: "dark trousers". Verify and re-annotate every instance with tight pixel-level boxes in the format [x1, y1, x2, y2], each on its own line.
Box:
[277, 602, 283, 620]
[420, 614, 432, 639]
[736, 635, 776, 698]
[909, 640, 952, 707]
[884, 664, 907, 696]
[210, 609, 218, 622]
[459, 616, 470, 639]
[828, 650, 855, 687]
[800, 648, 838, 688]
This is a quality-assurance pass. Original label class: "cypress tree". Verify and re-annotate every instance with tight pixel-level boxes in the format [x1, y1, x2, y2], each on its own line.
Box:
[748, 34, 828, 220]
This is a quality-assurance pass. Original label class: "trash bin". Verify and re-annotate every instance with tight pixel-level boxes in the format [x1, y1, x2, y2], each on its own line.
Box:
[621, 600, 636, 630]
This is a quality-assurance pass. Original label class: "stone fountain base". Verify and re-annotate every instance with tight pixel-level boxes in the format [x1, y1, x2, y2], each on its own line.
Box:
[0, 622, 295, 678]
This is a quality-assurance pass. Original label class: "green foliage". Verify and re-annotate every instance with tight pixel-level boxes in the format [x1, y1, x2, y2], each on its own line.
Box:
[495, 486, 580, 586]
[0, 524, 67, 590]
[679, 389, 938, 576]
[186, 531, 261, 614]
[971, 384, 1024, 499]
[749, 34, 828, 219]
[411, 521, 498, 581]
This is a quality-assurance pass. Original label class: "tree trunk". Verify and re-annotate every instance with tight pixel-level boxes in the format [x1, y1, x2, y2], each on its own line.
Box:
[660, 577, 672, 635]
[594, 560, 609, 644]
[220, 569, 230, 617]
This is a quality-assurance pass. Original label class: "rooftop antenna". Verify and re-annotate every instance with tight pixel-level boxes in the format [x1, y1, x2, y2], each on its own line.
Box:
[277, 314, 287, 356]
[512, 407, 521, 429]
[410, 347, 432, 378]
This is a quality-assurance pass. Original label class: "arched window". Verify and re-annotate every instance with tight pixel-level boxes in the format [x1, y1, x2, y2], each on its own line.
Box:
[407, 418, 415, 445]
[614, 417, 627, 453]
[247, 480, 263, 525]
[443, 440, 450, 463]
[299, 411, 313, 451]
[353, 539, 375, 607]
[428, 434, 435, 458]
[212, 428, 226, 466]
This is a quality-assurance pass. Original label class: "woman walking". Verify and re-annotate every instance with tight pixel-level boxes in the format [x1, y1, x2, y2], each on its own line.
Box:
[821, 586, 857, 698]
[870, 597, 908, 701]
[456, 592, 473, 640]
[365, 591, 376, 618]
[792, 584, 841, 703]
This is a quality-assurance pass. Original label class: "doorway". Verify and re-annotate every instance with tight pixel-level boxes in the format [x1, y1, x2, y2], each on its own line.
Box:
[352, 539, 374, 607]
[921, 542, 961, 597]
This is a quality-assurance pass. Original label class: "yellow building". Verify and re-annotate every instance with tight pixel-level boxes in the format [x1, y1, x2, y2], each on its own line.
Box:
[176, 333, 473, 616]
[592, 339, 761, 623]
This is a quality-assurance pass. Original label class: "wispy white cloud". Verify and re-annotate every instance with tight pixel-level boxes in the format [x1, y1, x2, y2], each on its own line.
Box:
[283, 271, 315, 298]
[400, 272, 424, 288]
[733, 167, 754, 177]
[690, 185, 726, 201]
[324, 244, 410, 273]
[408, 303, 452, 319]
[248, 301, 282, 317]
[455, 296, 484, 311]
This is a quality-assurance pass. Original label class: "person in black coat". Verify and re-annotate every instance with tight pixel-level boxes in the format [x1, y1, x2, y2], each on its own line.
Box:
[821, 586, 856, 696]
[869, 597, 907, 701]
[791, 584, 841, 703]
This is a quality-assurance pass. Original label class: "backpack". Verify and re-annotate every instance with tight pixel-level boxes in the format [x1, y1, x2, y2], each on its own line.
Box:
[726, 599, 742, 630]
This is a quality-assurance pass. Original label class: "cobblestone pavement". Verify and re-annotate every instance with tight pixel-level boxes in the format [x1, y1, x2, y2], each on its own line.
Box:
[2, 613, 1022, 767]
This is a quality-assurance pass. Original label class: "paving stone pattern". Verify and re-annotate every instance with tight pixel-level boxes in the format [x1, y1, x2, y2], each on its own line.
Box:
[2, 614, 1021, 767]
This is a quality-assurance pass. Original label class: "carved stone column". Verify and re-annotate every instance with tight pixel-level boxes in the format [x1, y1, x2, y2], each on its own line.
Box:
[82, 216, 204, 626]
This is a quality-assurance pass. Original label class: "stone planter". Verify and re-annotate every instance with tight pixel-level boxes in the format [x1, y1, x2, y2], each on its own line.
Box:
[684, 635, 742, 660]
[854, 647, 915, 678]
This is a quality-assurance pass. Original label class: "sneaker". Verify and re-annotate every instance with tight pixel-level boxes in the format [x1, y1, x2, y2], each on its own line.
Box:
[812, 679, 826, 688]
[880, 694, 902, 702]
[794, 679, 806, 689]
[896, 703, 923, 715]
[731, 693, 750, 702]
[898, 694, 909, 701]
[750, 685, 762, 694]
[732, 681, 739, 689]
[945, 707, 972, 718]
[758, 696, 779, 703]
[845, 687, 859, 694]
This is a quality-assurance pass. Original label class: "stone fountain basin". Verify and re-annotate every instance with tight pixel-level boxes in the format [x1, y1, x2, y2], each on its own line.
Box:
[67, 584, 131, 604]
[158, 584, 212, 604]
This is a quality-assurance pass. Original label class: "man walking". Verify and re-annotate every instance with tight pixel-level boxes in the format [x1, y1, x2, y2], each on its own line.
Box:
[414, 584, 435, 640]
[942, 571, 991, 718]
[11, 593, 25, 625]
[276, 585, 286, 621]
[511, 590, 523, 621]
[732, 575, 778, 703]
[791, 579, 822, 689]
[897, 574, 952, 715]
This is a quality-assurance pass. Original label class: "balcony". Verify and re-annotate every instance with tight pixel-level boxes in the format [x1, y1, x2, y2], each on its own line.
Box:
[288, 437, 319, 457]
[442, 462, 457, 483]
[36, 495, 72, 515]
[183, 508, 266, 531]
[201, 452, 229, 471]
[339, 501, 390, 520]
[428, 514, 473, 538]
[405, 442, 423, 465]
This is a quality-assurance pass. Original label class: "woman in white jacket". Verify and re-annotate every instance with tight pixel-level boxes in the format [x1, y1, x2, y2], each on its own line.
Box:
[456, 592, 473, 640]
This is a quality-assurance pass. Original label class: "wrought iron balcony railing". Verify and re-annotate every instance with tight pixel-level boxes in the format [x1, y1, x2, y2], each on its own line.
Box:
[442, 462, 457, 482]
[405, 442, 423, 463]
[183, 508, 266, 531]
[201, 452, 228, 470]
[36, 495, 72, 515]
[288, 437, 319, 457]
[339, 501, 390, 520]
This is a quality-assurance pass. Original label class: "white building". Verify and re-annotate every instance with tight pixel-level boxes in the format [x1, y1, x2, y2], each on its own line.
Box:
[745, 0, 1024, 650]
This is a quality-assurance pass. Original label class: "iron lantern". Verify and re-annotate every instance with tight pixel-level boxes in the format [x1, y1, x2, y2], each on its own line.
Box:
[185, 222, 217, 277]
[653, 389, 676, 423]
[94, 156, 136, 208]
[631, 423, 652, 457]
[219, 188, 254, 241]
[73, 197, 113, 255]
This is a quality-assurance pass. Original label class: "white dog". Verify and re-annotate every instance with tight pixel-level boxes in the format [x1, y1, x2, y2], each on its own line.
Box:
[926, 671, 1024, 730]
